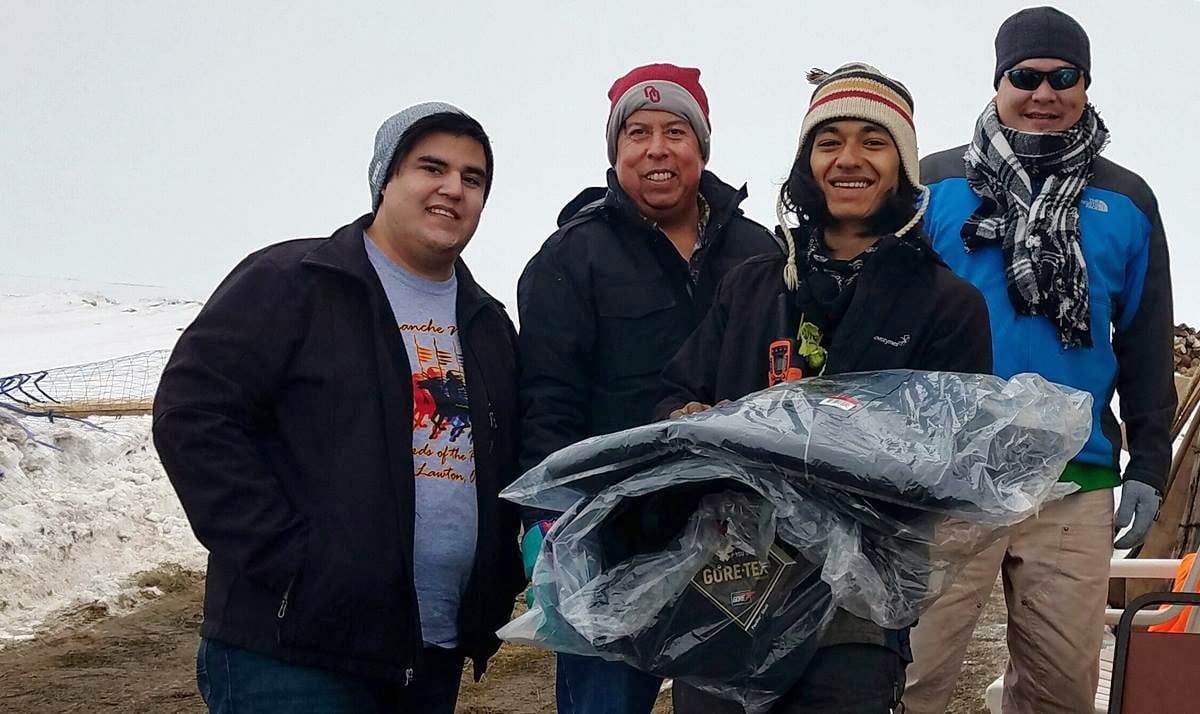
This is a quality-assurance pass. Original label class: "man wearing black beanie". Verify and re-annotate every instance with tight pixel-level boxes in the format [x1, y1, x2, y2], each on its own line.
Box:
[902, 6, 1176, 713]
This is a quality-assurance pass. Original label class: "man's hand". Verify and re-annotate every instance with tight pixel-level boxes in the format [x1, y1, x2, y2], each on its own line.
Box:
[668, 400, 729, 419]
[1114, 480, 1162, 550]
[670, 402, 712, 419]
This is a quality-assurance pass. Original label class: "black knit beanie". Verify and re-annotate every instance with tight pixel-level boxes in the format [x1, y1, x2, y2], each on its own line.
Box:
[994, 6, 1091, 88]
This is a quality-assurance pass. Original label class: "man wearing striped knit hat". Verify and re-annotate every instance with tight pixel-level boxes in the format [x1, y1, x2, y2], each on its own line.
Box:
[658, 62, 991, 712]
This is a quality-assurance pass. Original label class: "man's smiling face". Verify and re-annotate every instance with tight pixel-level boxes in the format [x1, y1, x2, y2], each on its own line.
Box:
[614, 109, 704, 223]
[374, 130, 488, 268]
[996, 57, 1088, 133]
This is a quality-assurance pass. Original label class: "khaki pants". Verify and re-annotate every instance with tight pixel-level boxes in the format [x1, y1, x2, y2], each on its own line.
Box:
[903, 489, 1114, 714]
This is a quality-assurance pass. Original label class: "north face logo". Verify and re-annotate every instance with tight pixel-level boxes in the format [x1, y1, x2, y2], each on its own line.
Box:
[1082, 197, 1109, 213]
[873, 334, 910, 348]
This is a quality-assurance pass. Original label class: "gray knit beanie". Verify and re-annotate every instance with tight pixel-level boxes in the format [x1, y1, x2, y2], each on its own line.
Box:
[368, 101, 492, 212]
[994, 7, 1091, 88]
[605, 63, 712, 164]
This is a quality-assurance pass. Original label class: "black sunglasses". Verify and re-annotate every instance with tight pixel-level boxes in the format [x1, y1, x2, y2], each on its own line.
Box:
[1005, 67, 1083, 91]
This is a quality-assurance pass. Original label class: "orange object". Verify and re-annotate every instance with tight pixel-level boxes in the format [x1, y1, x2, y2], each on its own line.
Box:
[767, 339, 804, 386]
[1147, 553, 1197, 633]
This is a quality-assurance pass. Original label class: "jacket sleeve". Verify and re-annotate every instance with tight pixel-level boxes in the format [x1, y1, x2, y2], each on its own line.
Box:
[917, 280, 994, 375]
[152, 254, 307, 595]
[654, 272, 730, 420]
[1113, 201, 1176, 493]
[516, 245, 595, 527]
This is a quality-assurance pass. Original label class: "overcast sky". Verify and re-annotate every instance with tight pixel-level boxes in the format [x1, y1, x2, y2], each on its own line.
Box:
[3, 0, 1197, 323]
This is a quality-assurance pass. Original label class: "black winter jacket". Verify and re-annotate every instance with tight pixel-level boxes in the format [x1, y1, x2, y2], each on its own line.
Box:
[654, 234, 992, 658]
[517, 170, 781, 525]
[657, 235, 992, 414]
[152, 215, 524, 685]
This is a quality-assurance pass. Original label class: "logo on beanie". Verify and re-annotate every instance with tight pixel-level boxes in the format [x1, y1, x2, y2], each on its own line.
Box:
[644, 85, 662, 103]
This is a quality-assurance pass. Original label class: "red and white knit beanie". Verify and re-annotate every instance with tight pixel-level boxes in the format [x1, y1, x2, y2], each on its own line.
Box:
[605, 63, 711, 164]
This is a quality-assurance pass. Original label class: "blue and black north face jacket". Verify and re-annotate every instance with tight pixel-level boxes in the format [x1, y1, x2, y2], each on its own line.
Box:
[921, 147, 1176, 493]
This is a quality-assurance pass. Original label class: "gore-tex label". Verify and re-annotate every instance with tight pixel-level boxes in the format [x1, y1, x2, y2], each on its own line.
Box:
[819, 395, 860, 412]
[690, 544, 796, 633]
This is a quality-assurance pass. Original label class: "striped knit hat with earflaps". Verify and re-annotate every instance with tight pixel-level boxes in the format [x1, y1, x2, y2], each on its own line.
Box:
[777, 62, 930, 291]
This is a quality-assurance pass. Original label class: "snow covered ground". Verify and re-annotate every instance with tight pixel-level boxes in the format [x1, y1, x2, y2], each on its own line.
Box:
[0, 274, 204, 644]
[0, 274, 203, 375]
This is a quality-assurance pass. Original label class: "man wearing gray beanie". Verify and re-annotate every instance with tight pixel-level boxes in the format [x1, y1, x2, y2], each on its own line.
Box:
[903, 7, 1175, 713]
[154, 102, 523, 713]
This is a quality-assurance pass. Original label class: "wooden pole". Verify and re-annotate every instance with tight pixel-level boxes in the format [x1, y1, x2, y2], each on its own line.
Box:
[1178, 442, 1200, 557]
[11, 400, 153, 419]
[1173, 375, 1200, 440]
[1166, 395, 1200, 507]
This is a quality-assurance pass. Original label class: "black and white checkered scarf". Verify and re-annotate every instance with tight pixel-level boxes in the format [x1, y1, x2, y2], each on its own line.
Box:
[961, 101, 1109, 348]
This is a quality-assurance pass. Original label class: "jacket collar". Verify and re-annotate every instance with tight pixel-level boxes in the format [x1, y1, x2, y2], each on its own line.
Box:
[301, 213, 502, 324]
[555, 169, 750, 234]
[788, 226, 944, 277]
[605, 168, 749, 231]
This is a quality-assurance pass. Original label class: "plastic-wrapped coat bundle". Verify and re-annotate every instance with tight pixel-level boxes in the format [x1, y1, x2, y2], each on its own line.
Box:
[499, 370, 1091, 712]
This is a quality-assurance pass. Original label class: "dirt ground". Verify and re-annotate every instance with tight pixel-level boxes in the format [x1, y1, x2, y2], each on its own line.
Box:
[0, 570, 1006, 713]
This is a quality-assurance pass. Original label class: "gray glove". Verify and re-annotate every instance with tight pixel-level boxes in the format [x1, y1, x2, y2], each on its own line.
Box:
[1113, 480, 1162, 550]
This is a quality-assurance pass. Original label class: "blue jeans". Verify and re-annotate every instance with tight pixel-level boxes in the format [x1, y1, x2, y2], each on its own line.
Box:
[196, 638, 463, 713]
[556, 653, 662, 714]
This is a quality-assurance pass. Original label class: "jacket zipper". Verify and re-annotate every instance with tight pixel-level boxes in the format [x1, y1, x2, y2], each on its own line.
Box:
[488, 405, 497, 455]
[691, 221, 723, 296]
[277, 577, 294, 619]
[647, 224, 703, 304]
[367, 294, 423, 684]
[459, 305, 500, 656]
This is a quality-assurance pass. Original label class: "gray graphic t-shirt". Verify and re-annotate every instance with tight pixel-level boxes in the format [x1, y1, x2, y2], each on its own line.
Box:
[365, 235, 478, 648]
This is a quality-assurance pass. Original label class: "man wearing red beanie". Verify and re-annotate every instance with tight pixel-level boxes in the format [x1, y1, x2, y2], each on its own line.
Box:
[516, 63, 781, 714]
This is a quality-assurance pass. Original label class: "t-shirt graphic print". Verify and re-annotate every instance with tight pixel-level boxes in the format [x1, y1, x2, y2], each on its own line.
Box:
[409, 329, 473, 472]
[365, 235, 478, 649]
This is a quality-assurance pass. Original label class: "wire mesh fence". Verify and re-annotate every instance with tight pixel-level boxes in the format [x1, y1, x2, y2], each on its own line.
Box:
[0, 350, 169, 419]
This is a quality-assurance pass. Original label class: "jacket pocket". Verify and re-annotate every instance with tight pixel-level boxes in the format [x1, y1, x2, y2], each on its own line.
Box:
[593, 280, 684, 378]
[275, 527, 406, 663]
[595, 280, 677, 319]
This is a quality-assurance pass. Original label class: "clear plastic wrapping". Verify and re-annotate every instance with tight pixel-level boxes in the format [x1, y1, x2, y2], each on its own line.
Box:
[499, 370, 1091, 712]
